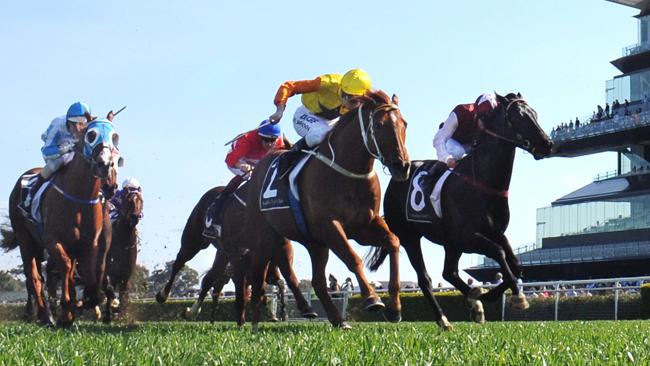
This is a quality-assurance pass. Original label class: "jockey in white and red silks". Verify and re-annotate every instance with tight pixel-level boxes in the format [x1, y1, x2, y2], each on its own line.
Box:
[433, 93, 499, 169]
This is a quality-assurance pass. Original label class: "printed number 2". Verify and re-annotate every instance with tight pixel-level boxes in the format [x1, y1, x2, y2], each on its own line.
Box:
[262, 166, 279, 199]
[410, 171, 427, 212]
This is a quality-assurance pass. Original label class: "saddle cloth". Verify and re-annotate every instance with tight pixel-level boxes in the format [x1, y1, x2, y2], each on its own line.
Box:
[20, 173, 51, 225]
[405, 161, 451, 223]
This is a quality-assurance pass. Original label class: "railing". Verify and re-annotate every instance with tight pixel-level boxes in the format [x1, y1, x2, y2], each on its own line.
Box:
[593, 169, 619, 181]
[551, 110, 650, 143]
[622, 42, 650, 57]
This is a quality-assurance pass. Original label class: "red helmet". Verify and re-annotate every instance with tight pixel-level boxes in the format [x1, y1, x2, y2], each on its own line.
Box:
[475, 93, 498, 117]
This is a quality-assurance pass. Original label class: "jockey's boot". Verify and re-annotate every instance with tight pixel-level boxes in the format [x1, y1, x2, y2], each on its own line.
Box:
[19, 174, 46, 217]
[279, 138, 309, 180]
[420, 161, 448, 188]
[204, 175, 245, 239]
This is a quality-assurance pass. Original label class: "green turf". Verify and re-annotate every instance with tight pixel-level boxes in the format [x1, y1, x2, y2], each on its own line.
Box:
[0, 320, 648, 365]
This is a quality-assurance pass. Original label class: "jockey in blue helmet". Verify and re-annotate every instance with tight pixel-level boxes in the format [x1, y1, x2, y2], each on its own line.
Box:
[19, 102, 94, 215]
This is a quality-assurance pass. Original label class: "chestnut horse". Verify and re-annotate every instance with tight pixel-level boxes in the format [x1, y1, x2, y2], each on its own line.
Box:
[243, 90, 410, 330]
[1, 118, 119, 327]
[102, 188, 144, 323]
[156, 186, 316, 325]
[368, 93, 553, 328]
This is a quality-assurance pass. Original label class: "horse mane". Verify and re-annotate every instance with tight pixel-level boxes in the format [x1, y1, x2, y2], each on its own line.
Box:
[329, 89, 394, 136]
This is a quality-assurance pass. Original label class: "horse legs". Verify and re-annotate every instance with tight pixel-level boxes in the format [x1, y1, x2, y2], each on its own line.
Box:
[273, 274, 288, 322]
[305, 244, 350, 328]
[249, 245, 272, 332]
[22, 253, 53, 326]
[475, 233, 528, 310]
[209, 269, 231, 323]
[185, 249, 228, 319]
[401, 240, 452, 329]
[272, 241, 317, 319]
[49, 243, 76, 327]
[321, 220, 383, 313]
[351, 217, 402, 322]
[232, 258, 248, 327]
[156, 243, 204, 304]
[76, 242, 101, 310]
[441, 247, 488, 323]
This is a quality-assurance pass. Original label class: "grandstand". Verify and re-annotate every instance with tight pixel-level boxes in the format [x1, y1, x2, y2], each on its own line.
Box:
[467, 0, 650, 282]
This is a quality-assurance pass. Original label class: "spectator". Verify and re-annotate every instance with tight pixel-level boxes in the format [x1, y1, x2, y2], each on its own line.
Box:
[569, 119, 574, 129]
[605, 103, 610, 118]
[328, 274, 341, 293]
[575, 117, 580, 129]
[597, 105, 604, 120]
[624, 99, 630, 116]
[342, 277, 354, 292]
[494, 272, 503, 285]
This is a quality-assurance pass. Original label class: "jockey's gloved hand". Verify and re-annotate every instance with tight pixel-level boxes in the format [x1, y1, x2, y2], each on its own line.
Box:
[269, 105, 285, 124]
[59, 142, 75, 154]
[237, 163, 252, 173]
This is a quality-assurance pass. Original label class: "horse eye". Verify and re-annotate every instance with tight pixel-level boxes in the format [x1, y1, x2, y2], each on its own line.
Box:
[85, 129, 98, 145]
[111, 132, 120, 147]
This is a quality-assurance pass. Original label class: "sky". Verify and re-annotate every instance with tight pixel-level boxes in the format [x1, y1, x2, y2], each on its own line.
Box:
[0, 1, 639, 290]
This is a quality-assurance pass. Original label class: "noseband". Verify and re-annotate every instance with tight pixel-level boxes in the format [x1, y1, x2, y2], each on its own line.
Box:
[480, 99, 532, 149]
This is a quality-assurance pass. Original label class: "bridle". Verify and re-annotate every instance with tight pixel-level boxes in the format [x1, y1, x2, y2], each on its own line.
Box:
[302, 102, 402, 180]
[358, 102, 400, 165]
[480, 98, 532, 150]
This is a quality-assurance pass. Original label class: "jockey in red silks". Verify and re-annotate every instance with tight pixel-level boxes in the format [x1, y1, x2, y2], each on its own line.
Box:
[433, 93, 499, 169]
[221, 120, 284, 195]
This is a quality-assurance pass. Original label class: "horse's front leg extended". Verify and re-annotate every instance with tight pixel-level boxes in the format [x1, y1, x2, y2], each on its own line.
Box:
[474, 232, 529, 310]
[351, 217, 402, 322]
[77, 240, 100, 309]
[306, 244, 349, 328]
[322, 220, 383, 315]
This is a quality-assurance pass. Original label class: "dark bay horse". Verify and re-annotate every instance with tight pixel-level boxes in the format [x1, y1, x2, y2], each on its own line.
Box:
[156, 186, 316, 325]
[1, 118, 119, 327]
[102, 188, 144, 323]
[243, 90, 410, 330]
[368, 93, 553, 328]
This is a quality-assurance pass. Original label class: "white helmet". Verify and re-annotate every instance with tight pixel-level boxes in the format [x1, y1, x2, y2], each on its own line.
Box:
[122, 177, 141, 190]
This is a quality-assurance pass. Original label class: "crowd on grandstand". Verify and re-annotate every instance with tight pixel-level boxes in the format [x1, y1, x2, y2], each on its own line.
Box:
[550, 96, 650, 139]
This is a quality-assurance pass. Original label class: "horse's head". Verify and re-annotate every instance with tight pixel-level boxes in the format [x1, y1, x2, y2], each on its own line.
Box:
[358, 90, 410, 181]
[122, 188, 144, 227]
[81, 118, 121, 179]
[490, 93, 553, 159]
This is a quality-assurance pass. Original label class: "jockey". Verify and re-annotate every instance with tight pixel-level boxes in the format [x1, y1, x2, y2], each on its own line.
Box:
[433, 93, 499, 169]
[20, 102, 94, 214]
[109, 177, 144, 221]
[222, 120, 284, 194]
[268, 69, 372, 176]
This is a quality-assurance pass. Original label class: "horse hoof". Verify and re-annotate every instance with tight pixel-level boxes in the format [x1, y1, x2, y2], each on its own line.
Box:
[110, 299, 120, 309]
[94, 306, 102, 321]
[363, 296, 385, 312]
[338, 322, 352, 330]
[302, 309, 318, 319]
[511, 293, 530, 310]
[437, 315, 453, 331]
[382, 307, 402, 323]
[155, 292, 167, 304]
[269, 316, 279, 322]
[38, 316, 55, 327]
[469, 299, 486, 324]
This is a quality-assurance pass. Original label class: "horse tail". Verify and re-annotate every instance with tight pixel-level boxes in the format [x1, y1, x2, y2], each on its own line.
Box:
[365, 246, 390, 272]
[0, 225, 18, 252]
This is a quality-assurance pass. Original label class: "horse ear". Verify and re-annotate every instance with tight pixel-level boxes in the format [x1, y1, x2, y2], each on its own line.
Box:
[517, 92, 522, 98]
[495, 92, 508, 105]
[107, 110, 115, 122]
[392, 94, 399, 105]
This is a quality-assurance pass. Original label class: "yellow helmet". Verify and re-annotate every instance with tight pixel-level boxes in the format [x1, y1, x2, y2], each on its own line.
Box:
[340, 69, 372, 96]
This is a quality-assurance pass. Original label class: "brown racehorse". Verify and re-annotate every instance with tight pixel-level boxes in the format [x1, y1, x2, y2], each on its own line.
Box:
[1, 118, 119, 327]
[155, 186, 316, 325]
[243, 90, 410, 330]
[368, 93, 553, 328]
[102, 188, 144, 323]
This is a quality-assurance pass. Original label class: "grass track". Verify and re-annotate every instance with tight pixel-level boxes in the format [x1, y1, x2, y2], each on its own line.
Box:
[1, 320, 649, 365]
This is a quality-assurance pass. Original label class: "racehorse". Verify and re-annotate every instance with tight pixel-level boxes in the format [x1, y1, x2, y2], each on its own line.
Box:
[1, 118, 120, 327]
[102, 187, 144, 323]
[243, 90, 410, 330]
[155, 186, 316, 325]
[367, 93, 553, 328]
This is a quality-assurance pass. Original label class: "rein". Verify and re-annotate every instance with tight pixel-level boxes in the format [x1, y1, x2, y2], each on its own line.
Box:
[301, 102, 400, 180]
[450, 169, 509, 198]
[51, 182, 102, 205]
[480, 99, 531, 149]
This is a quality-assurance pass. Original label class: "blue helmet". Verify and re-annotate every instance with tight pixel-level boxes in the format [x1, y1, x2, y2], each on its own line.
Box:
[258, 120, 281, 138]
[66, 102, 91, 123]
